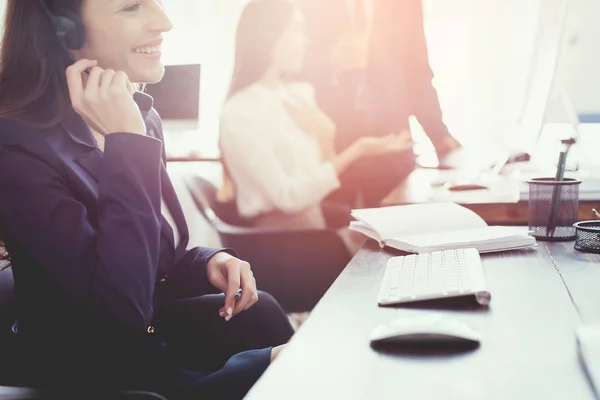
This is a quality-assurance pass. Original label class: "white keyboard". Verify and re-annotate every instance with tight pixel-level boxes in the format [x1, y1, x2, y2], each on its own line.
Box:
[378, 248, 491, 306]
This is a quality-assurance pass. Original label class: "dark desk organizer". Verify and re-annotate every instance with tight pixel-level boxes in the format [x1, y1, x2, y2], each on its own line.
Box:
[573, 221, 600, 253]
[527, 178, 581, 241]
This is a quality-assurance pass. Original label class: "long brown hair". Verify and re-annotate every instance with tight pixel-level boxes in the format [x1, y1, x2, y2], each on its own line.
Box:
[0, 0, 82, 128]
[226, 0, 295, 99]
[0, 0, 82, 268]
[218, 0, 295, 203]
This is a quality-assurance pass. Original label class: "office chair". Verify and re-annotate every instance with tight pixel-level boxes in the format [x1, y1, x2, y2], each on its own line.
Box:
[0, 388, 168, 400]
[186, 175, 352, 312]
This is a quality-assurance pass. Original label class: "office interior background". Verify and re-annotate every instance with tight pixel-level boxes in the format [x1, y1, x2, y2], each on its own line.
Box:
[171, 0, 600, 166]
[2, 3, 600, 397]
[0, 0, 598, 161]
[1, 0, 599, 245]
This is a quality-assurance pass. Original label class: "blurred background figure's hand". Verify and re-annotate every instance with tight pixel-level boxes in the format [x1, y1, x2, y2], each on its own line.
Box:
[435, 135, 462, 158]
[355, 132, 414, 157]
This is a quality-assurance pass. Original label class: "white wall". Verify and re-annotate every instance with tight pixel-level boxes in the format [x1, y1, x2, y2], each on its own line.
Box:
[546, 0, 600, 120]
[162, 0, 600, 130]
[0, 0, 596, 125]
[424, 0, 543, 157]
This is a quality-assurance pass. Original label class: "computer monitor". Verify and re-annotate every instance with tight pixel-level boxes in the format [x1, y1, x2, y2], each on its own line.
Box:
[438, 0, 569, 172]
[145, 63, 201, 129]
[515, 0, 570, 154]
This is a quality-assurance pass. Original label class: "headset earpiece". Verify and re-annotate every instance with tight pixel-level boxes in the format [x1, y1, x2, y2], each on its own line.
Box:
[38, 0, 86, 51]
[52, 9, 86, 51]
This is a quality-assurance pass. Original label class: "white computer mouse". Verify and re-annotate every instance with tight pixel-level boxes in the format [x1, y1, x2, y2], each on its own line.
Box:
[370, 314, 482, 347]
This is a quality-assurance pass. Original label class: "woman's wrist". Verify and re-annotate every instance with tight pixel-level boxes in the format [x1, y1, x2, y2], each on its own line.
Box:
[347, 139, 365, 159]
[332, 142, 363, 175]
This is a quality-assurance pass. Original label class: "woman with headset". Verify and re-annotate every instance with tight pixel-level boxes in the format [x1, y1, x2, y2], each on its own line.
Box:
[0, 0, 293, 398]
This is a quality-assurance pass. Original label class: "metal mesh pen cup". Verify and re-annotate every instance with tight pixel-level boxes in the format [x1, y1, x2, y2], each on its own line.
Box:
[527, 178, 581, 241]
[573, 221, 600, 253]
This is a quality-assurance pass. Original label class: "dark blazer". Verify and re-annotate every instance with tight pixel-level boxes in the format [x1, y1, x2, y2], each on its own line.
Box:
[298, 0, 451, 151]
[0, 92, 226, 390]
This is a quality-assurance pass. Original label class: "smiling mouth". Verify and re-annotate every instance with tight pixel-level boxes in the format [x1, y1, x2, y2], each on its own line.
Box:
[134, 46, 161, 55]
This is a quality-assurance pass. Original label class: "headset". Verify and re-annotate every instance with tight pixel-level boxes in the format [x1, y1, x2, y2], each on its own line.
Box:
[37, 0, 86, 52]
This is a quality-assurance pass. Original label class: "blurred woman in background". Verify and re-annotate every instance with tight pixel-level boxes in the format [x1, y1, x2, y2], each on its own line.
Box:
[219, 0, 412, 253]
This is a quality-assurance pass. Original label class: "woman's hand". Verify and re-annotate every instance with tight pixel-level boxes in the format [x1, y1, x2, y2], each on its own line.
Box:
[65, 59, 146, 136]
[354, 131, 414, 157]
[206, 252, 259, 321]
[434, 134, 462, 158]
[331, 131, 413, 175]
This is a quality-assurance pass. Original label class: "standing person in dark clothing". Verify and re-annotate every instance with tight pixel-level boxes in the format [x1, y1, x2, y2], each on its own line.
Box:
[297, 0, 462, 207]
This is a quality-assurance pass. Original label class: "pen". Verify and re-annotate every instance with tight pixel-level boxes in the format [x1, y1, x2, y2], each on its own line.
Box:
[546, 151, 567, 237]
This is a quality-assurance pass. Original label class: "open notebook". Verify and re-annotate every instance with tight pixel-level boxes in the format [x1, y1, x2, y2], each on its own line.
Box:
[349, 203, 536, 253]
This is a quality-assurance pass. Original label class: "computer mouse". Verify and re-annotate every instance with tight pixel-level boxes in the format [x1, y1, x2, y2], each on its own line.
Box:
[446, 183, 488, 191]
[370, 315, 481, 350]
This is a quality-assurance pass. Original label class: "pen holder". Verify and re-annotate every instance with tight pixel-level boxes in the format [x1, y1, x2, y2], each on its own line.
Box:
[573, 221, 600, 253]
[527, 177, 581, 241]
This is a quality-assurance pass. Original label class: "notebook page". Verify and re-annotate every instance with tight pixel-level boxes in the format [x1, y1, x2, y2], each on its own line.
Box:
[348, 221, 382, 242]
[351, 203, 487, 240]
[386, 226, 534, 252]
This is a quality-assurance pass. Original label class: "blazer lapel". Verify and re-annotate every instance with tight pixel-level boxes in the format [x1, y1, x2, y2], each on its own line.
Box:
[160, 213, 176, 250]
[160, 165, 189, 255]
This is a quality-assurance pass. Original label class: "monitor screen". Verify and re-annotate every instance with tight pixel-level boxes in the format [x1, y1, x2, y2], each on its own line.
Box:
[145, 63, 201, 121]
[516, 0, 568, 153]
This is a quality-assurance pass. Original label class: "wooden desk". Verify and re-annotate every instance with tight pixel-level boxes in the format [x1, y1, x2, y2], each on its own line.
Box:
[245, 241, 600, 400]
[382, 168, 600, 224]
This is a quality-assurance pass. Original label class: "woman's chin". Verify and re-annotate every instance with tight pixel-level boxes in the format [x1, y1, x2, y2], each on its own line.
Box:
[129, 65, 165, 85]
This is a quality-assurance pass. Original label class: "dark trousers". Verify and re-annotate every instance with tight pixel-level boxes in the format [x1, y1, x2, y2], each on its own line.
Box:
[155, 291, 294, 399]
[1, 293, 293, 400]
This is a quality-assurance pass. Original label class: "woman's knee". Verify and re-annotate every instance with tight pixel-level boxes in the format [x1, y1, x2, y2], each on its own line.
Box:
[253, 290, 286, 317]
[246, 290, 294, 342]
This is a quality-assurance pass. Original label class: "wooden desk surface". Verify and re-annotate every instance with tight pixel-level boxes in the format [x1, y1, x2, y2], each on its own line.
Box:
[382, 168, 600, 224]
[245, 241, 600, 400]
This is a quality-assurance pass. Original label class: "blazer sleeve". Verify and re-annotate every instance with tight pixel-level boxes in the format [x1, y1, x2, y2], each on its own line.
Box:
[159, 246, 236, 301]
[219, 107, 341, 215]
[147, 108, 232, 299]
[0, 132, 163, 334]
